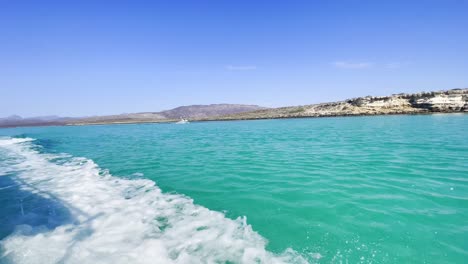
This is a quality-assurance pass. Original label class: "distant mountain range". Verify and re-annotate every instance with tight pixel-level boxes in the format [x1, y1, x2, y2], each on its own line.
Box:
[1, 88, 467, 128]
[69, 104, 266, 125]
[0, 104, 266, 127]
[0, 115, 77, 128]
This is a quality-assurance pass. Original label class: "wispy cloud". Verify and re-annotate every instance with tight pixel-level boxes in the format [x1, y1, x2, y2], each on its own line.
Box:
[332, 61, 373, 69]
[225, 65, 257, 71]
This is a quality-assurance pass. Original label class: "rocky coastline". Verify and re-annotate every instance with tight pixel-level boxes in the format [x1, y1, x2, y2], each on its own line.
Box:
[1, 89, 467, 128]
[204, 88, 468, 121]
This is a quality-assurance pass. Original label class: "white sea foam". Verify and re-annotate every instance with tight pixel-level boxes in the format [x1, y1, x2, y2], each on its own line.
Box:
[0, 137, 308, 264]
[0, 137, 34, 146]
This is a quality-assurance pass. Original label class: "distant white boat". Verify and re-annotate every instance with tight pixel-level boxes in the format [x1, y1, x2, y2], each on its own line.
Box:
[176, 118, 189, 124]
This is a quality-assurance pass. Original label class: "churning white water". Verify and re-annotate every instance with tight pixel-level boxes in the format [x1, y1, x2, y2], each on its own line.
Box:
[0, 138, 307, 264]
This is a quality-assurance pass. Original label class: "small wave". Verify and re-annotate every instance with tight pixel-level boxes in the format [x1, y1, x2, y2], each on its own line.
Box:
[0, 137, 34, 146]
[0, 137, 307, 264]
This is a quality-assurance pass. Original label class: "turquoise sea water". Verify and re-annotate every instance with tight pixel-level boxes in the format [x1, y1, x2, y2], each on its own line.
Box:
[1, 115, 467, 263]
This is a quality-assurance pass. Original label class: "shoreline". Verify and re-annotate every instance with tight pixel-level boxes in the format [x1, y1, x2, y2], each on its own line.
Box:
[1, 111, 466, 129]
[2, 88, 467, 129]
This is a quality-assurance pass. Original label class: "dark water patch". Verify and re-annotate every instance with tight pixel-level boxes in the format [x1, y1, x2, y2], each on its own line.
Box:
[0, 174, 72, 240]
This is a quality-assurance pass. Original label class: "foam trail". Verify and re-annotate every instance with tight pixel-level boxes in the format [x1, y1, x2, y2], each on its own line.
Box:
[0, 137, 308, 264]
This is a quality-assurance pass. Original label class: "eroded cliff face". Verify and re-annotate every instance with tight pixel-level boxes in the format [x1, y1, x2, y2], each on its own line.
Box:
[347, 89, 468, 113]
[214, 88, 468, 120]
[409, 90, 467, 111]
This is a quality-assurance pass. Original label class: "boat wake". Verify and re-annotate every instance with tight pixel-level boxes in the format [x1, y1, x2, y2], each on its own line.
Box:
[0, 137, 307, 264]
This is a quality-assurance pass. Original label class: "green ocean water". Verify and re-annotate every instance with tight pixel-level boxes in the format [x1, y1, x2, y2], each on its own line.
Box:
[1, 115, 467, 263]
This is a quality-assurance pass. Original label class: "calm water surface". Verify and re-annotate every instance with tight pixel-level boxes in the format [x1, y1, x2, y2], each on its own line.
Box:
[1, 115, 467, 263]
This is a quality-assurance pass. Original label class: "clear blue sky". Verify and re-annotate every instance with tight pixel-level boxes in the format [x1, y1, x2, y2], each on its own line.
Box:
[1, 0, 467, 117]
